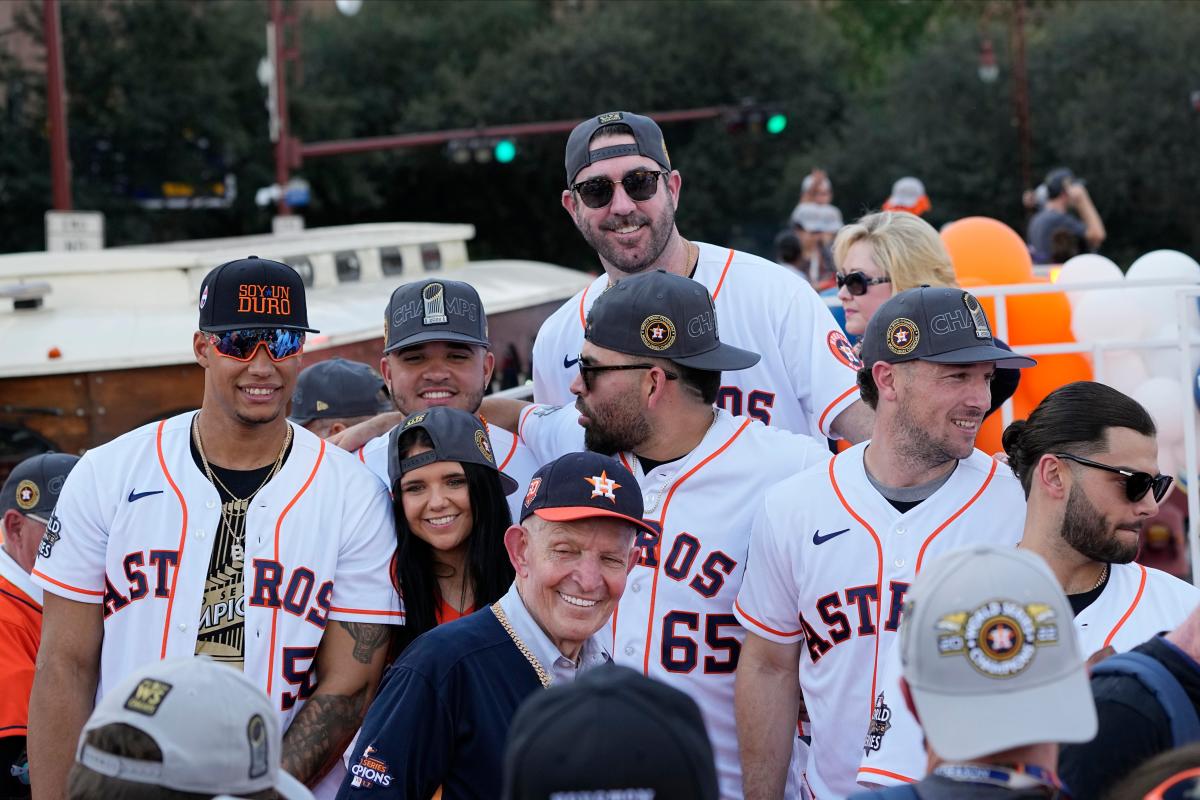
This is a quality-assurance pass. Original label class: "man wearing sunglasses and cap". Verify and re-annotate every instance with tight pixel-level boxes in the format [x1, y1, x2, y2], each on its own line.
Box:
[735, 286, 1036, 800]
[30, 257, 402, 799]
[504, 269, 832, 798]
[531, 110, 874, 445]
[859, 380, 1199, 791]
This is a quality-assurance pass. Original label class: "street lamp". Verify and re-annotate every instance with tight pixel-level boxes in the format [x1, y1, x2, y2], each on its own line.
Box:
[978, 38, 999, 84]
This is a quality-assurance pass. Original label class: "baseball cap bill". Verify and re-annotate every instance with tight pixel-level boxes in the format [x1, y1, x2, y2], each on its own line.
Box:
[565, 111, 672, 186]
[900, 547, 1097, 761]
[585, 270, 759, 372]
[389, 406, 518, 495]
[384, 278, 489, 354]
[520, 451, 656, 536]
[290, 358, 391, 425]
[1, 452, 79, 523]
[860, 286, 1036, 369]
[198, 256, 317, 333]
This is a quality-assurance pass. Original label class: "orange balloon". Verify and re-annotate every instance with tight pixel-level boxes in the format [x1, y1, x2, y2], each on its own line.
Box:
[975, 409, 1006, 456]
[942, 217, 1035, 286]
[1005, 287, 1073, 347]
[1015, 353, 1093, 409]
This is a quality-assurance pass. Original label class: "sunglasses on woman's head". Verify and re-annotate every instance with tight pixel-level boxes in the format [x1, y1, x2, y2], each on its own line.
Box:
[836, 271, 891, 297]
[1055, 452, 1173, 503]
[570, 169, 669, 209]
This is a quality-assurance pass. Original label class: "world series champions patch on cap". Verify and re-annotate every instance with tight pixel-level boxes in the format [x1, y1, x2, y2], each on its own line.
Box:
[384, 278, 489, 354]
[564, 111, 672, 185]
[197, 256, 317, 333]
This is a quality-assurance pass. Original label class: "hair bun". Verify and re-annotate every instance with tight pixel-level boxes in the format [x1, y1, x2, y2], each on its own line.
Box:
[1001, 419, 1028, 476]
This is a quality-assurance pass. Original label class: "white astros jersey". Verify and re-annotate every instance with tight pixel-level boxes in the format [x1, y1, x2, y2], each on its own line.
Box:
[858, 559, 1200, 789]
[530, 242, 862, 439]
[519, 404, 832, 798]
[356, 419, 540, 521]
[32, 412, 402, 730]
[733, 444, 1026, 800]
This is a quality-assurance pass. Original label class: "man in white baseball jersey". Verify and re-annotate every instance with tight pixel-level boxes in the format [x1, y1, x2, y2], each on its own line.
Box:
[532, 110, 872, 443]
[858, 380, 1200, 791]
[516, 270, 832, 798]
[734, 286, 1036, 800]
[29, 257, 401, 798]
[341, 278, 538, 522]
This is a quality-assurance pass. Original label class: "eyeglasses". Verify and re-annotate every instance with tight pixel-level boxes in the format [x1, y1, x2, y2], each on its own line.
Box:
[570, 169, 669, 209]
[206, 329, 305, 362]
[1055, 452, 1173, 503]
[836, 271, 892, 297]
[577, 357, 678, 391]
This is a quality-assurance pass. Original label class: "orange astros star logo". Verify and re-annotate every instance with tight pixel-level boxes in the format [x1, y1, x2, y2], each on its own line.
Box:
[585, 471, 621, 502]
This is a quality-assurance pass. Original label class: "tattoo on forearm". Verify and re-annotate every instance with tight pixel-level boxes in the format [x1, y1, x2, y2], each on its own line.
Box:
[281, 689, 367, 782]
[338, 621, 390, 664]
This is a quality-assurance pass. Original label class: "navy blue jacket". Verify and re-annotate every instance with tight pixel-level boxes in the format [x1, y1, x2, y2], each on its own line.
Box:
[337, 607, 541, 799]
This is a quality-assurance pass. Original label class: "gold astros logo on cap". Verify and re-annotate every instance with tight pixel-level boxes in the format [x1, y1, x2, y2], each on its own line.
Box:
[935, 600, 1060, 679]
[886, 318, 919, 356]
[124, 678, 173, 716]
[403, 412, 427, 429]
[475, 429, 495, 463]
[640, 315, 676, 351]
[598, 112, 623, 124]
[15, 480, 38, 511]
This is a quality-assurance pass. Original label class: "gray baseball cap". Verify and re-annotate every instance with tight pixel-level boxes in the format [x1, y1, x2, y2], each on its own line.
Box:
[1, 452, 79, 522]
[565, 111, 672, 186]
[388, 406, 518, 495]
[384, 278, 489, 354]
[290, 358, 391, 425]
[860, 287, 1036, 369]
[900, 547, 1097, 760]
[585, 270, 759, 372]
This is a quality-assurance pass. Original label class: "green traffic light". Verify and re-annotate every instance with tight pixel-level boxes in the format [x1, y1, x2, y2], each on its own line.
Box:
[494, 140, 517, 163]
[765, 114, 787, 135]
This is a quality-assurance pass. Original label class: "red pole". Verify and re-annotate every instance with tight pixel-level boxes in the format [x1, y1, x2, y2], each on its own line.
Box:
[1011, 0, 1033, 192]
[43, 0, 72, 210]
[269, 0, 291, 215]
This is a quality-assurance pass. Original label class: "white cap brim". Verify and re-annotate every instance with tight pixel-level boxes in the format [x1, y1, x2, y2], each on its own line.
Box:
[276, 770, 316, 800]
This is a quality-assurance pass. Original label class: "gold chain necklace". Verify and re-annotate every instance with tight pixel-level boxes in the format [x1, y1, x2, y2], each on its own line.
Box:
[491, 601, 552, 689]
[1089, 563, 1110, 592]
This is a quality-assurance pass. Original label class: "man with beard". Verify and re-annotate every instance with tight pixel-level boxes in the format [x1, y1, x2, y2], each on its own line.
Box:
[857, 380, 1200, 792]
[734, 287, 1036, 800]
[531, 111, 873, 444]
[512, 269, 832, 798]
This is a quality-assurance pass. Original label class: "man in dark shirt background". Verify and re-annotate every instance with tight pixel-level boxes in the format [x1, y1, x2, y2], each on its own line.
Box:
[1026, 167, 1106, 265]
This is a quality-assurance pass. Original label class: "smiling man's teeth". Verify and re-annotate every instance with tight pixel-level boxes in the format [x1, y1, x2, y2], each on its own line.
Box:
[423, 390, 452, 399]
[244, 387, 274, 396]
[558, 592, 598, 608]
[615, 224, 641, 234]
[953, 419, 978, 429]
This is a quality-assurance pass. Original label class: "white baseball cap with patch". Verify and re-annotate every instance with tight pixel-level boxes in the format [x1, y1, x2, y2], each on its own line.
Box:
[77, 655, 313, 799]
[900, 547, 1097, 761]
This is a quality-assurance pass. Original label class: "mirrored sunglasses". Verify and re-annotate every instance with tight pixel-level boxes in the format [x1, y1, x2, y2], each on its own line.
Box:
[207, 328, 305, 362]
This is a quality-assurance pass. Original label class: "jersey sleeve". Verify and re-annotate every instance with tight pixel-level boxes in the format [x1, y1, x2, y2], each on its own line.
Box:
[0, 618, 37, 738]
[516, 404, 585, 465]
[734, 488, 806, 645]
[30, 455, 110, 603]
[329, 478, 404, 625]
[783, 283, 861, 439]
[337, 666, 452, 798]
[531, 311, 574, 407]
[856, 643, 925, 788]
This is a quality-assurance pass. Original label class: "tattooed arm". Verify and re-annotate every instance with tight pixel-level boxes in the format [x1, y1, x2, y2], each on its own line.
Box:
[282, 620, 393, 784]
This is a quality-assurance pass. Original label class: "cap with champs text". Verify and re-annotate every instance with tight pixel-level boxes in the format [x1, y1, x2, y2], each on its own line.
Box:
[1, 452, 79, 522]
[520, 451, 656, 535]
[502, 664, 719, 800]
[289, 358, 391, 425]
[76, 655, 313, 800]
[384, 278, 489, 354]
[900, 546, 1097, 761]
[388, 406, 518, 496]
[859, 286, 1036, 369]
[197, 256, 317, 333]
[585, 270, 760, 372]
[565, 111, 672, 186]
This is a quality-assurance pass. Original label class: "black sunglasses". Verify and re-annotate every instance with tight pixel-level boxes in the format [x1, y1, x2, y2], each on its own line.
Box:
[577, 356, 678, 391]
[836, 271, 891, 297]
[570, 169, 669, 209]
[1055, 452, 1173, 503]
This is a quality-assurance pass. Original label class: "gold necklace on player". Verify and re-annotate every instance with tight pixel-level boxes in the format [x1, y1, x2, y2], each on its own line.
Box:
[192, 416, 292, 562]
[1088, 563, 1110, 592]
[491, 601, 552, 689]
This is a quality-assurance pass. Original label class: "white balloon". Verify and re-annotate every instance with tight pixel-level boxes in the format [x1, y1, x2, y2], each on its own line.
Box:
[1071, 290, 1149, 343]
[1132, 377, 1186, 444]
[1056, 254, 1123, 307]
[1141, 321, 1193, 378]
[1126, 249, 1200, 283]
[1096, 349, 1149, 394]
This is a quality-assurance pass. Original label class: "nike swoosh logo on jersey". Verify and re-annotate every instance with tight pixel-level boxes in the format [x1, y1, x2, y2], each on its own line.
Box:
[563, 354, 580, 369]
[813, 528, 850, 545]
[127, 489, 164, 502]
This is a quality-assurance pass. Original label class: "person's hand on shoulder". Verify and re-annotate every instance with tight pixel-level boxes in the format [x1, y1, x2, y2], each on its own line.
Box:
[327, 412, 404, 450]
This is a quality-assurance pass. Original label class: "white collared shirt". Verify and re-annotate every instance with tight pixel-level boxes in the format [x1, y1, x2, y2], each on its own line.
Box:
[497, 582, 610, 685]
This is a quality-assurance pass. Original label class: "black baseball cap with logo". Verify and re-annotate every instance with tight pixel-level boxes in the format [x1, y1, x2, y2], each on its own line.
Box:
[1, 452, 80, 522]
[585, 270, 759, 372]
[565, 111, 672, 186]
[860, 286, 1036, 369]
[289, 358, 392, 425]
[520, 451, 656, 535]
[198, 256, 317, 333]
[388, 406, 517, 496]
[383, 279, 489, 354]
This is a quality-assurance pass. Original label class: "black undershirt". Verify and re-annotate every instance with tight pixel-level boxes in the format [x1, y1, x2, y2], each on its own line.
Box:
[1067, 566, 1110, 616]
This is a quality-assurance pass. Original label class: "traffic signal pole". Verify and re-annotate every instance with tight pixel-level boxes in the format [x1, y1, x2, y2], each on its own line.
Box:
[43, 0, 72, 210]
